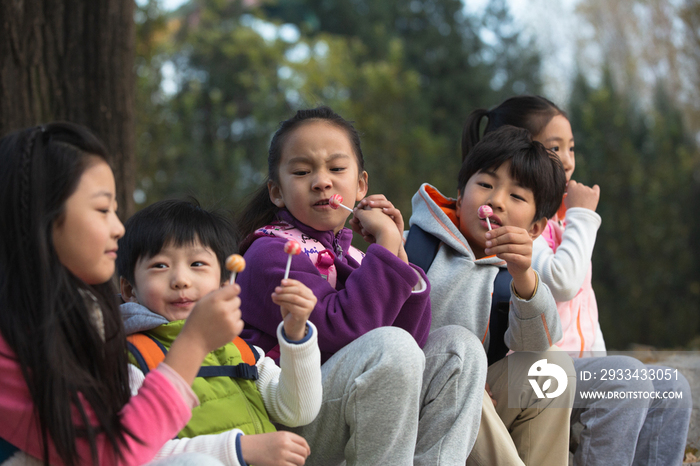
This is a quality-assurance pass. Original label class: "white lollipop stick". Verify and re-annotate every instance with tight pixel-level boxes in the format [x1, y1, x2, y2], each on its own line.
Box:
[284, 255, 293, 280]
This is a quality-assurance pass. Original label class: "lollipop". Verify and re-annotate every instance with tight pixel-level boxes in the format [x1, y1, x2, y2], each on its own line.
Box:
[478, 205, 493, 230]
[329, 194, 353, 213]
[283, 240, 302, 279]
[226, 254, 246, 284]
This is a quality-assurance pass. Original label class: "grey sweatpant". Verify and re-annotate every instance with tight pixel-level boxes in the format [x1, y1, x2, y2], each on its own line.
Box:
[571, 356, 692, 466]
[284, 325, 487, 466]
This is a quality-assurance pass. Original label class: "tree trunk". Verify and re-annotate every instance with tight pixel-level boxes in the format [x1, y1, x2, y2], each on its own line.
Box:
[1, 0, 136, 219]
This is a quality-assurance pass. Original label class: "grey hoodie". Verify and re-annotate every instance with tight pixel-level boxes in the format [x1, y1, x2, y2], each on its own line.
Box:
[121, 301, 169, 335]
[408, 183, 562, 355]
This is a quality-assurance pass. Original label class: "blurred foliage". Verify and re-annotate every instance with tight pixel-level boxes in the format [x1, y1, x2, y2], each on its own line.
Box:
[575, 0, 700, 138]
[134, 0, 542, 218]
[134, 0, 700, 348]
[569, 69, 700, 349]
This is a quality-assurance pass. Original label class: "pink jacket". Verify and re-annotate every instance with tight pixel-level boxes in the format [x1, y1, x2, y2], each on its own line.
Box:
[539, 215, 602, 357]
[0, 335, 194, 465]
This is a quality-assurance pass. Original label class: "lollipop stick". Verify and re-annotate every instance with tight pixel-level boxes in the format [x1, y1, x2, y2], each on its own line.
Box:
[229, 272, 236, 285]
[338, 203, 354, 213]
[284, 254, 293, 280]
[486, 218, 491, 231]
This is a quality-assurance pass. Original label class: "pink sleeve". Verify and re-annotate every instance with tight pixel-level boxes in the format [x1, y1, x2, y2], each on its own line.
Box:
[0, 337, 193, 465]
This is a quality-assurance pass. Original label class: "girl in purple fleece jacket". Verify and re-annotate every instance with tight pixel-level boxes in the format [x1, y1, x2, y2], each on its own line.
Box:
[235, 106, 488, 466]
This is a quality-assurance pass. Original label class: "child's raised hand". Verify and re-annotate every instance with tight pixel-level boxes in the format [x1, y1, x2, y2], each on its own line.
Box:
[165, 284, 244, 384]
[240, 431, 311, 466]
[564, 180, 600, 212]
[484, 226, 537, 299]
[352, 207, 404, 260]
[271, 279, 317, 341]
[350, 194, 405, 238]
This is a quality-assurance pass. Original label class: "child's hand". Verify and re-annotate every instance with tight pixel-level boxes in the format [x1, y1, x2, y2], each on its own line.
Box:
[165, 284, 244, 384]
[564, 180, 600, 212]
[180, 284, 244, 352]
[272, 279, 317, 341]
[240, 431, 310, 466]
[352, 207, 404, 261]
[350, 194, 404, 240]
[484, 227, 537, 299]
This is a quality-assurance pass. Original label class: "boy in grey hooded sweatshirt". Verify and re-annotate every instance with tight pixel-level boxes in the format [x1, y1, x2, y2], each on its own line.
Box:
[407, 126, 576, 466]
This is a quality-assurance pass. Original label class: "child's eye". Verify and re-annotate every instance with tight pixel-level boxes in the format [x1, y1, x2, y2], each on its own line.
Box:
[549, 146, 560, 152]
[191, 261, 207, 267]
[151, 263, 167, 269]
[477, 182, 492, 189]
[292, 170, 309, 176]
[330, 167, 346, 172]
[511, 194, 526, 201]
[570, 146, 575, 153]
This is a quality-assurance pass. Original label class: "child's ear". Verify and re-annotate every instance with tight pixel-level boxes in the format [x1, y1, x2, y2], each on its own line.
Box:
[355, 171, 369, 202]
[528, 217, 548, 240]
[454, 190, 464, 219]
[268, 180, 285, 208]
[120, 277, 139, 303]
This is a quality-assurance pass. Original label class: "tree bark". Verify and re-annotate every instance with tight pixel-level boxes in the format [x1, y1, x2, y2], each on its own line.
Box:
[1, 0, 136, 219]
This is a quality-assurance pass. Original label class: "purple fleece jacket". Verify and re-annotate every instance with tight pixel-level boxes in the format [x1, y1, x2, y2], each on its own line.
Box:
[238, 210, 432, 363]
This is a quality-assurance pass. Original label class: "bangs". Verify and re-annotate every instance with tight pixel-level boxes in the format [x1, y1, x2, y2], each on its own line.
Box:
[458, 126, 566, 221]
[117, 199, 236, 284]
[505, 146, 547, 195]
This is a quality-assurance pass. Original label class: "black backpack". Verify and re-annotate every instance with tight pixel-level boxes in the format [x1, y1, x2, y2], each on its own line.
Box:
[405, 224, 512, 366]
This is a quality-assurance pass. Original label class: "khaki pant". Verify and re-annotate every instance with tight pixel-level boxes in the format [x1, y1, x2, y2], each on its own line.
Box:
[467, 347, 576, 466]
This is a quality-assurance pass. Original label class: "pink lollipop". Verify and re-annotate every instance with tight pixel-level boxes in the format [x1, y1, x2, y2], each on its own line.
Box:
[478, 205, 493, 230]
[329, 194, 353, 213]
[283, 240, 301, 279]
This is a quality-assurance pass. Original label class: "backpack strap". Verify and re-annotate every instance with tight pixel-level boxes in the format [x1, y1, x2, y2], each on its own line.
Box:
[127, 334, 259, 380]
[486, 268, 513, 366]
[196, 337, 259, 380]
[404, 224, 442, 272]
[126, 333, 168, 375]
[233, 336, 259, 364]
[405, 224, 514, 365]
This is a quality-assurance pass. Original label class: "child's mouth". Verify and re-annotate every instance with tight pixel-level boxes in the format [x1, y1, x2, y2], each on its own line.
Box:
[481, 215, 502, 228]
[171, 298, 194, 307]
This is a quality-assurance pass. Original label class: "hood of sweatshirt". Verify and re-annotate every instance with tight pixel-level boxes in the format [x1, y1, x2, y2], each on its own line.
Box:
[410, 183, 505, 267]
[240, 209, 354, 261]
[121, 302, 169, 335]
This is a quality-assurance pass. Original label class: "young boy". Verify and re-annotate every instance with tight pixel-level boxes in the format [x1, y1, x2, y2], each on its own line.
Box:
[116, 199, 322, 466]
[407, 125, 576, 466]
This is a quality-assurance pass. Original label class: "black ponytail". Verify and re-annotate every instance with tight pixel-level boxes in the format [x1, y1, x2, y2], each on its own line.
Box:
[461, 108, 490, 162]
[461, 95, 565, 163]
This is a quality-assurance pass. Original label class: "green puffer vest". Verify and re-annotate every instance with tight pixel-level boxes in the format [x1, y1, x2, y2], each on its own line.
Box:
[127, 320, 277, 438]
